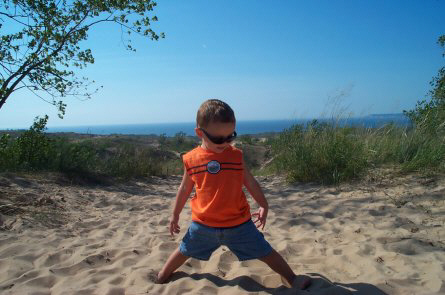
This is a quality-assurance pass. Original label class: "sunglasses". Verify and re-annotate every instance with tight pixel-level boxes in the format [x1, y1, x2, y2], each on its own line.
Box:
[199, 128, 237, 144]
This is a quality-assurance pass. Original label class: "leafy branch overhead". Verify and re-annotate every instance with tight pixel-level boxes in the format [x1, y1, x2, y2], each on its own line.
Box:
[0, 0, 164, 117]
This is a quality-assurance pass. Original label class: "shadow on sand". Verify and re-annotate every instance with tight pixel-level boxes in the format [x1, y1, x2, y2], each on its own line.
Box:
[167, 271, 387, 294]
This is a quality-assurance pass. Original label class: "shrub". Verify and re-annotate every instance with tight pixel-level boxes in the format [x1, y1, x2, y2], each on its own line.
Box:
[104, 144, 163, 178]
[0, 116, 54, 171]
[52, 139, 98, 174]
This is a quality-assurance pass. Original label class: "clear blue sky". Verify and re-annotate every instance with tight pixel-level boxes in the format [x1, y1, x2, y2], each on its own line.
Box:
[1, 0, 444, 128]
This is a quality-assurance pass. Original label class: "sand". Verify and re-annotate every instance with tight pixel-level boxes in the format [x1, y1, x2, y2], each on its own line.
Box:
[0, 171, 444, 295]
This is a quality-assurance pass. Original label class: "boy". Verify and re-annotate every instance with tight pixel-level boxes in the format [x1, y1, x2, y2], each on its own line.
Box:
[157, 99, 310, 290]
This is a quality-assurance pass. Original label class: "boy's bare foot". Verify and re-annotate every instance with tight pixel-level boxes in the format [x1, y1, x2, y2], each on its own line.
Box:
[156, 270, 169, 284]
[281, 275, 311, 290]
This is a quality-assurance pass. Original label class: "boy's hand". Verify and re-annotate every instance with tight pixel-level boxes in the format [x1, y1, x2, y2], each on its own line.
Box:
[252, 207, 268, 230]
[169, 214, 180, 236]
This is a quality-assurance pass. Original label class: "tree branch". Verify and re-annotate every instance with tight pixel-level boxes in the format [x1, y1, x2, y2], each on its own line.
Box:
[34, 66, 70, 83]
[0, 11, 33, 27]
[1, 11, 90, 108]
[0, 1, 162, 112]
[19, 80, 57, 105]
[0, 62, 13, 75]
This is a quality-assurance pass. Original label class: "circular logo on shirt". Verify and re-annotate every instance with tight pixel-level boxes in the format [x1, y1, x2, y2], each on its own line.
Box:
[207, 160, 221, 174]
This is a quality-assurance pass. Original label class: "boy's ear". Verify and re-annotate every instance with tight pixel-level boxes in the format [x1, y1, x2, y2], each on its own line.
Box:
[195, 127, 203, 138]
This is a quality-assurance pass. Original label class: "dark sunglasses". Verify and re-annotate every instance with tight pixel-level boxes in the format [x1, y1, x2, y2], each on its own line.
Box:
[199, 128, 237, 144]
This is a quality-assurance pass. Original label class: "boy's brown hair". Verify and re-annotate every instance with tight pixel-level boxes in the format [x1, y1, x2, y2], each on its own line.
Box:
[196, 99, 236, 128]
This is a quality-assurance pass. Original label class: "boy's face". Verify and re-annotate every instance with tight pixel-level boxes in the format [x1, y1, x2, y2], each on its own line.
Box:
[195, 121, 236, 153]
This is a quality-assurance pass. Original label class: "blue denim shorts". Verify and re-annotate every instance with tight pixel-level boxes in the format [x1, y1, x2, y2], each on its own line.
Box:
[179, 219, 273, 261]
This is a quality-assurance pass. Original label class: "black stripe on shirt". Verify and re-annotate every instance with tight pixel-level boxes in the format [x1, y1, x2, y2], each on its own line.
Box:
[186, 164, 207, 171]
[188, 167, 243, 176]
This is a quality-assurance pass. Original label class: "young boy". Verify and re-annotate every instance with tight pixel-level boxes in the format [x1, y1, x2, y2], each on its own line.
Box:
[157, 99, 310, 290]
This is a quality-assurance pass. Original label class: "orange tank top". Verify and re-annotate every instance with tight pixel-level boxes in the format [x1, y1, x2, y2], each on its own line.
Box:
[182, 145, 251, 227]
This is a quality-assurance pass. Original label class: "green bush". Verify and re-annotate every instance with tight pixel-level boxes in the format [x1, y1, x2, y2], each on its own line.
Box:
[52, 139, 98, 174]
[104, 144, 163, 178]
[0, 116, 53, 171]
[404, 35, 444, 136]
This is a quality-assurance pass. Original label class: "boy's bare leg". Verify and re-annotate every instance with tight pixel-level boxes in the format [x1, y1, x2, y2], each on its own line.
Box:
[259, 249, 310, 289]
[157, 248, 189, 283]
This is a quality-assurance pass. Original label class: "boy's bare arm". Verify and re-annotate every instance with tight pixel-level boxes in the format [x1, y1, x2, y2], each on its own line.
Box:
[243, 166, 269, 229]
[169, 170, 194, 236]
[243, 167, 268, 208]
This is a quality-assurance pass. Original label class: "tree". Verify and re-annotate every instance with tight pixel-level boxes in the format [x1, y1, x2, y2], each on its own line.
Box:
[0, 0, 164, 117]
[405, 35, 445, 133]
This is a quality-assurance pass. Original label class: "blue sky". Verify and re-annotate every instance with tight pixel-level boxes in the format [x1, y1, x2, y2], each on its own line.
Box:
[1, 0, 444, 128]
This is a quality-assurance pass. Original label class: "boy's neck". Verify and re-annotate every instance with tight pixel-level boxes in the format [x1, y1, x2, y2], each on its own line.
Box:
[200, 143, 231, 153]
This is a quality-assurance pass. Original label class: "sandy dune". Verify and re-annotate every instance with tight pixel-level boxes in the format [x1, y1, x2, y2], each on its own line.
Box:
[0, 171, 444, 294]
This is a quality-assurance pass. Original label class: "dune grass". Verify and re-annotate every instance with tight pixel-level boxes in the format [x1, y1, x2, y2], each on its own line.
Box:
[269, 120, 444, 184]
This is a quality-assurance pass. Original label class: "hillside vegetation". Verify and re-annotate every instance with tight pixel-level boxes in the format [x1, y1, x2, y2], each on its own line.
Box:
[1, 115, 443, 185]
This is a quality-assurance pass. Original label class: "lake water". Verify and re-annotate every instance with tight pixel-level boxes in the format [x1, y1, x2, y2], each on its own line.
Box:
[43, 114, 411, 136]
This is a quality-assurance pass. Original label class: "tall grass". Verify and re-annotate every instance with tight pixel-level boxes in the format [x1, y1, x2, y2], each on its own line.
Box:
[271, 121, 368, 184]
[270, 120, 444, 184]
